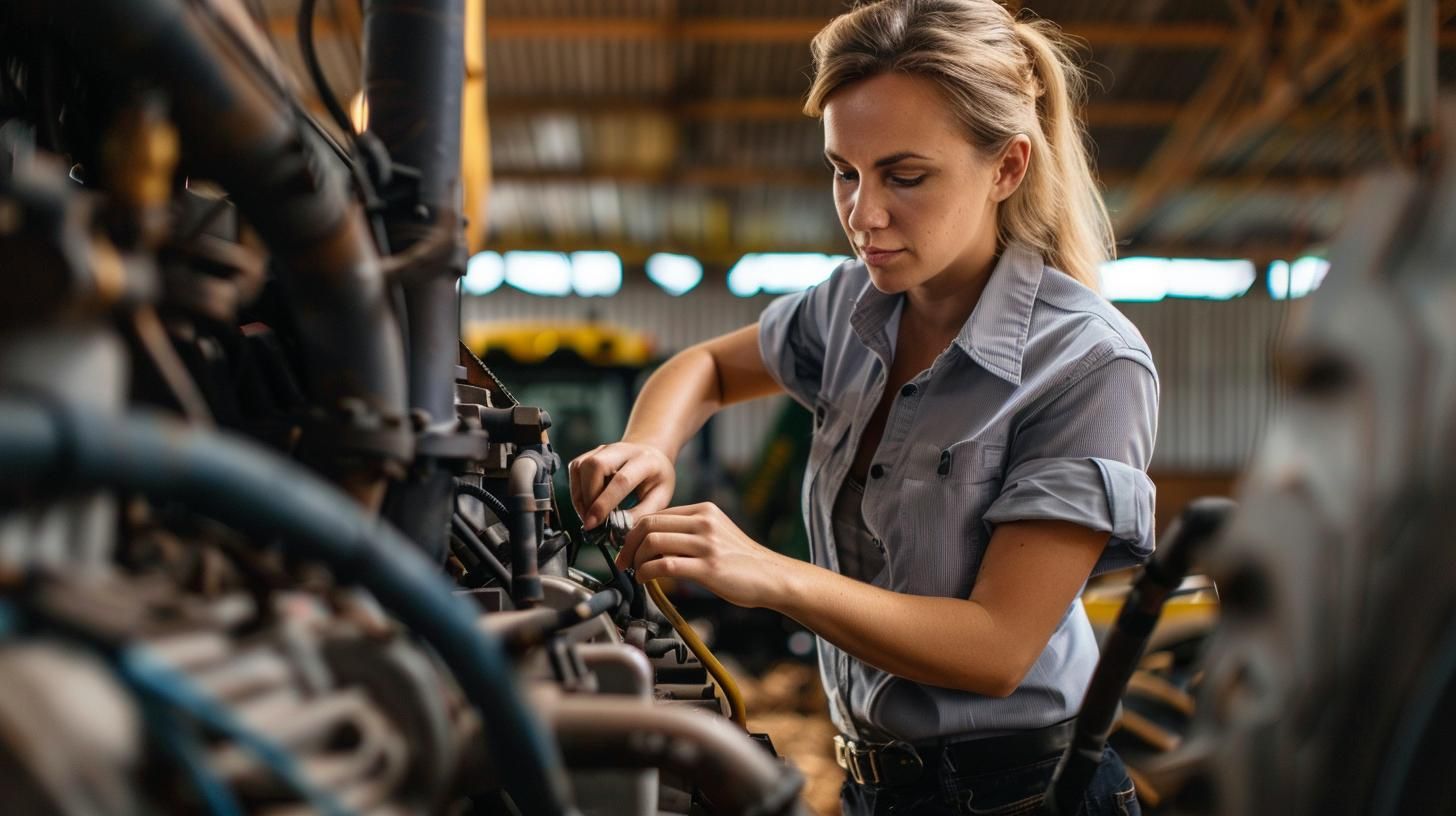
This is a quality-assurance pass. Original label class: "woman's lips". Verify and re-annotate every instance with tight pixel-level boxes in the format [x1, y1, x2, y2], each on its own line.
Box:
[861, 247, 905, 266]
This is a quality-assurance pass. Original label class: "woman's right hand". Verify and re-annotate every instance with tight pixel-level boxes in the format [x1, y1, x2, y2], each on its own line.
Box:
[567, 442, 676, 531]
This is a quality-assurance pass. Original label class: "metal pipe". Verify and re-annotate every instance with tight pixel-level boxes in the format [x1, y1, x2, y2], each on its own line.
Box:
[491, 589, 624, 655]
[1042, 498, 1235, 816]
[0, 398, 576, 816]
[36, 0, 409, 495]
[544, 693, 808, 816]
[366, 0, 467, 556]
[507, 451, 549, 608]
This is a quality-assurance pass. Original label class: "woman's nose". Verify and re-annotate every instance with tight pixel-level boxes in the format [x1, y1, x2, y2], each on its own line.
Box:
[846, 185, 890, 233]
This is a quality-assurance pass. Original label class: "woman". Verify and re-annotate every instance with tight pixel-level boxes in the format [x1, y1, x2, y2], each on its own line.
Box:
[569, 1, 1156, 813]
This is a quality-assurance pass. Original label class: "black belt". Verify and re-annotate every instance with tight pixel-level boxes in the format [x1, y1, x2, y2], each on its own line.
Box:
[834, 718, 1075, 787]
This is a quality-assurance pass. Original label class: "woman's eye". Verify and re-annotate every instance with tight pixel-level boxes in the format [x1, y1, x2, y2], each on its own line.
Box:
[890, 175, 925, 187]
[834, 169, 858, 183]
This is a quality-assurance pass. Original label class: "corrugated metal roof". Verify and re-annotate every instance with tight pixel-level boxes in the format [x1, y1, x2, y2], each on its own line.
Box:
[256, 0, 1456, 262]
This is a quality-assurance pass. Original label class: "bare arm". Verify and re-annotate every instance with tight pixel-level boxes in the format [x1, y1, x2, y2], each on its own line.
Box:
[570, 323, 782, 528]
[621, 323, 782, 458]
[623, 511, 1104, 697]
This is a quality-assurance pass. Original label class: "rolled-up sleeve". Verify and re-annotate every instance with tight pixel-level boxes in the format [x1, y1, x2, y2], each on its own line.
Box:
[757, 263, 848, 409]
[982, 352, 1159, 574]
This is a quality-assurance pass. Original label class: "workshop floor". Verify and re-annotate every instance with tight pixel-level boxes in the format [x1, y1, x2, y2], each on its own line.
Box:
[741, 662, 843, 816]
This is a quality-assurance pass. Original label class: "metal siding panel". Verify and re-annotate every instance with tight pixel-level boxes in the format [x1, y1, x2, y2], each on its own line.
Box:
[466, 288, 1293, 472]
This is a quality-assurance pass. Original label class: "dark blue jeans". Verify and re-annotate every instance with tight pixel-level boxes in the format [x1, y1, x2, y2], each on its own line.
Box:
[840, 744, 1140, 816]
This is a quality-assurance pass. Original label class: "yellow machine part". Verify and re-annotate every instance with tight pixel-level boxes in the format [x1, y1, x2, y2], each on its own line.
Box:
[1083, 578, 1220, 652]
[464, 321, 656, 367]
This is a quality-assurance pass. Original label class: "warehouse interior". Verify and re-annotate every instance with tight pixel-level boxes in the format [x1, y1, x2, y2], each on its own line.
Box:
[1, 1, 1454, 814]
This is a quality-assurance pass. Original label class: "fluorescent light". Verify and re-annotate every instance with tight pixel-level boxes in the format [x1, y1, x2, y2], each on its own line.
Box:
[505, 251, 572, 296]
[462, 251, 504, 295]
[727, 253, 851, 297]
[646, 253, 704, 296]
[1268, 256, 1330, 299]
[570, 251, 622, 297]
[1099, 257, 1255, 302]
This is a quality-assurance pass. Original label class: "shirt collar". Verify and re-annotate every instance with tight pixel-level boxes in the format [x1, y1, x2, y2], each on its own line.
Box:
[849, 242, 1045, 386]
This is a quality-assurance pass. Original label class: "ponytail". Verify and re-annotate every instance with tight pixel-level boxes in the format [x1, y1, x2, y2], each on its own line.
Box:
[806, 0, 1114, 289]
[1005, 17, 1114, 287]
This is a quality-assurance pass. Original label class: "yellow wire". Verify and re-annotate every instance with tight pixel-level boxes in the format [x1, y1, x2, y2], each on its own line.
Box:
[644, 579, 748, 729]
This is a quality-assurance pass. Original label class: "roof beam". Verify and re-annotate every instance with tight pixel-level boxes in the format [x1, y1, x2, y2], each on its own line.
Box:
[481, 18, 1240, 47]
[487, 96, 1390, 130]
[272, 14, 1456, 49]
[1114, 0, 1409, 237]
[489, 165, 1349, 194]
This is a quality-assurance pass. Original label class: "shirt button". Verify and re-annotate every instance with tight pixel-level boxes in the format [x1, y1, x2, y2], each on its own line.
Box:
[872, 538, 884, 552]
[815, 406, 826, 426]
[900, 383, 917, 397]
[870, 464, 886, 479]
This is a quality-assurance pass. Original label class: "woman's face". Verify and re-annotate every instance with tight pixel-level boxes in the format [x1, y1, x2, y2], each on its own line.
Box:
[822, 72, 1027, 295]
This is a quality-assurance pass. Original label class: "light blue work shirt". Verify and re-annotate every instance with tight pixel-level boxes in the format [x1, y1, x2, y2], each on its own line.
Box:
[757, 242, 1159, 744]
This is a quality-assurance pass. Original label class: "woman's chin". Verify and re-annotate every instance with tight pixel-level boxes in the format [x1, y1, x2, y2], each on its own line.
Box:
[865, 266, 916, 295]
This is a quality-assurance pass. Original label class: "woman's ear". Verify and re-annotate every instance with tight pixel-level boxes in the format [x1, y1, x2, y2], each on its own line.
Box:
[990, 134, 1031, 203]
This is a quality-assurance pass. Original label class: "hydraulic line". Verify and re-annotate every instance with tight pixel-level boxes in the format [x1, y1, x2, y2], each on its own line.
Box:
[643, 580, 749, 729]
[0, 398, 576, 816]
[456, 479, 510, 521]
[450, 514, 512, 590]
[598, 510, 749, 727]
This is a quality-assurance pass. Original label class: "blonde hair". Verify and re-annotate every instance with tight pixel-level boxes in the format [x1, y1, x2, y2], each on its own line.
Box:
[804, 0, 1113, 288]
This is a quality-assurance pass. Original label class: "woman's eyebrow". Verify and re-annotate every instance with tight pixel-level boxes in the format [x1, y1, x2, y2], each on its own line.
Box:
[824, 149, 931, 167]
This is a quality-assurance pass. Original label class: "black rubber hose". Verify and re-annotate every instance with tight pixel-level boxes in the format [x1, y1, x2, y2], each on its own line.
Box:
[456, 480, 511, 521]
[298, 0, 356, 139]
[451, 513, 512, 590]
[37, 0, 408, 479]
[1042, 497, 1235, 816]
[0, 398, 576, 816]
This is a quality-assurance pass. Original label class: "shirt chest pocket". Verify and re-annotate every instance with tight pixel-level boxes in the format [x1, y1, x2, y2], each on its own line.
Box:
[891, 438, 1006, 598]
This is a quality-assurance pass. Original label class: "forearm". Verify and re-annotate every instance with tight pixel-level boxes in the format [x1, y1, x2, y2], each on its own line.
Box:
[620, 347, 722, 460]
[622, 324, 780, 460]
[773, 559, 1034, 697]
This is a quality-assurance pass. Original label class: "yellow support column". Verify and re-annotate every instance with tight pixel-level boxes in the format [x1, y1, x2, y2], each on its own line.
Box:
[462, 0, 490, 254]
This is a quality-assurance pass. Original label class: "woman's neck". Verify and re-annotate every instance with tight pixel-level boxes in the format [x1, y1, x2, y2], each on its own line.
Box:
[903, 229, 1000, 337]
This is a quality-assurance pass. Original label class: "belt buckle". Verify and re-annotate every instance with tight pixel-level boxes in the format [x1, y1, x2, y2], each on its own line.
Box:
[834, 735, 879, 785]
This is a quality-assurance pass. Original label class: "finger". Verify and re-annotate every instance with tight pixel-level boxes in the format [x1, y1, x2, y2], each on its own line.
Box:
[617, 513, 656, 569]
[586, 457, 653, 530]
[572, 448, 632, 528]
[620, 512, 700, 563]
[628, 531, 709, 570]
[567, 456, 588, 522]
[635, 482, 674, 519]
[649, 501, 716, 517]
[635, 555, 700, 584]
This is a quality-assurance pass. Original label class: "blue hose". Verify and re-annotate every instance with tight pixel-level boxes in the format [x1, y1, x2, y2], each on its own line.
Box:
[0, 398, 576, 816]
[118, 648, 353, 816]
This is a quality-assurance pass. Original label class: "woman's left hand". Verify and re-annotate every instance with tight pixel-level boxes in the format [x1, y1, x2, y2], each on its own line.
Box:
[616, 503, 794, 609]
